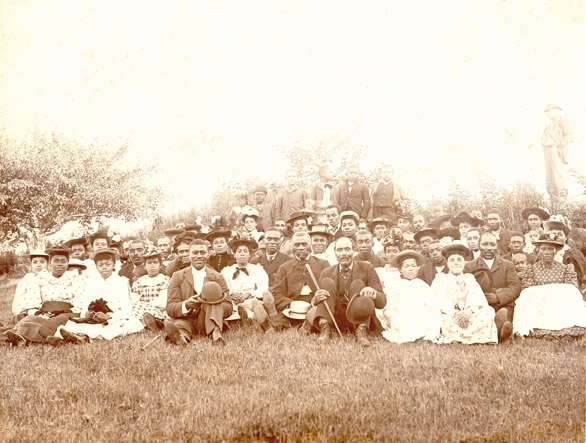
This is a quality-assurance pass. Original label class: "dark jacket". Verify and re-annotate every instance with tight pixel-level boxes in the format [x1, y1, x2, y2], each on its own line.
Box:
[464, 256, 521, 309]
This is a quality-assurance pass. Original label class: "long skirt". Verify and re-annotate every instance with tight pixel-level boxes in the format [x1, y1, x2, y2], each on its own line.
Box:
[7, 313, 78, 343]
[513, 284, 586, 336]
[437, 306, 497, 344]
[56, 316, 144, 341]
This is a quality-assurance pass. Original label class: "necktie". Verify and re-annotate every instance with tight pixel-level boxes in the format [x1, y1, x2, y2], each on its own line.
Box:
[233, 267, 249, 279]
[340, 266, 351, 280]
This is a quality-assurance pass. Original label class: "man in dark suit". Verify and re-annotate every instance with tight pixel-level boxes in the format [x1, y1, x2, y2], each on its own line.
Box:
[464, 232, 521, 343]
[251, 227, 290, 287]
[334, 165, 370, 221]
[312, 237, 386, 347]
[165, 239, 233, 345]
[416, 239, 448, 285]
[325, 204, 343, 239]
[257, 232, 330, 330]
[486, 209, 513, 256]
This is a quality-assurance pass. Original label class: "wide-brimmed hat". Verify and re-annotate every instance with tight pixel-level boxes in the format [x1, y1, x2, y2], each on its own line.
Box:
[240, 208, 260, 222]
[346, 294, 375, 325]
[142, 246, 162, 261]
[283, 301, 311, 320]
[93, 248, 120, 262]
[429, 214, 452, 230]
[544, 103, 562, 112]
[184, 223, 202, 232]
[339, 211, 360, 224]
[413, 228, 440, 244]
[521, 207, 550, 221]
[67, 258, 87, 270]
[471, 268, 493, 293]
[206, 230, 232, 243]
[450, 211, 483, 227]
[391, 250, 425, 268]
[287, 210, 314, 226]
[197, 281, 227, 305]
[228, 238, 258, 252]
[396, 211, 413, 220]
[164, 228, 186, 236]
[367, 217, 392, 231]
[26, 250, 50, 259]
[441, 243, 470, 259]
[308, 224, 333, 240]
[46, 248, 71, 258]
[543, 215, 570, 236]
[532, 233, 565, 249]
[65, 237, 88, 248]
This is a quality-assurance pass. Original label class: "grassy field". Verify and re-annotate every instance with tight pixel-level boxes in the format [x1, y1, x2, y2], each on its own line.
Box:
[1, 280, 585, 442]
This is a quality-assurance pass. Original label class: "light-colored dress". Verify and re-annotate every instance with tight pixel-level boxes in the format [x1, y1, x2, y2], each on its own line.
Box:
[432, 272, 497, 344]
[514, 261, 586, 336]
[131, 274, 170, 320]
[377, 277, 440, 344]
[12, 273, 43, 316]
[57, 273, 143, 340]
[221, 263, 269, 319]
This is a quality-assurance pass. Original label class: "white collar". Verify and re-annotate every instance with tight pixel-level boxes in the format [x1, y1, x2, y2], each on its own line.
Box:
[191, 266, 206, 275]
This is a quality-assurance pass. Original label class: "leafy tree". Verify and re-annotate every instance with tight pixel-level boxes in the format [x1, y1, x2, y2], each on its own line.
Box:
[0, 132, 162, 250]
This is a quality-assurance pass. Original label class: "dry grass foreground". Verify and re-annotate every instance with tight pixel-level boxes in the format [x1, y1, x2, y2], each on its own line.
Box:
[0, 281, 585, 442]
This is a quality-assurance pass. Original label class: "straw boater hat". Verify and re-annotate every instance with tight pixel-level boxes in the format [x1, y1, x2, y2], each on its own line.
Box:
[543, 214, 570, 236]
[339, 211, 360, 224]
[521, 207, 550, 221]
[25, 250, 50, 259]
[92, 248, 120, 262]
[391, 250, 425, 268]
[367, 217, 392, 232]
[67, 258, 87, 270]
[283, 300, 311, 320]
[413, 228, 440, 244]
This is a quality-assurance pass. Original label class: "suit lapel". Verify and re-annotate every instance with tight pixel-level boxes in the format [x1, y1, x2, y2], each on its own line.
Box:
[186, 267, 195, 294]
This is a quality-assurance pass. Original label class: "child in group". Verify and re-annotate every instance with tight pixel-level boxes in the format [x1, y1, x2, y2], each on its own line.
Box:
[511, 253, 529, 280]
[11, 250, 49, 320]
[524, 228, 544, 255]
[275, 168, 308, 221]
[55, 248, 144, 343]
[378, 251, 440, 344]
[131, 247, 171, 331]
[239, 209, 263, 243]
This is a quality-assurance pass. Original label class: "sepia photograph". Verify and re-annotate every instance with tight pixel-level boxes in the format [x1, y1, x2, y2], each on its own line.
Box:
[1, 1, 585, 441]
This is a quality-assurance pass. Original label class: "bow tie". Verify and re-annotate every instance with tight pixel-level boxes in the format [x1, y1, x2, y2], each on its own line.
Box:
[233, 267, 249, 279]
[340, 266, 351, 279]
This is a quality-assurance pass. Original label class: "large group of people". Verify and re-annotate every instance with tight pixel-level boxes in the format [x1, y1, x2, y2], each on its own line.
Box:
[1, 162, 585, 349]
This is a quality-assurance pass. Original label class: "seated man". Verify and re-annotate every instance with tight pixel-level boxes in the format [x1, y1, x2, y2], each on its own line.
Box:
[119, 239, 149, 285]
[312, 237, 386, 347]
[355, 231, 387, 268]
[164, 239, 232, 345]
[308, 224, 335, 264]
[416, 239, 448, 285]
[413, 228, 440, 258]
[157, 236, 176, 267]
[257, 232, 330, 330]
[221, 238, 269, 323]
[251, 227, 290, 287]
[165, 235, 193, 278]
[464, 232, 521, 343]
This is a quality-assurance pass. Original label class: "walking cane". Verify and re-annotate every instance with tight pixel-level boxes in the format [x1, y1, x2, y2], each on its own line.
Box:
[305, 263, 343, 338]
[140, 333, 162, 351]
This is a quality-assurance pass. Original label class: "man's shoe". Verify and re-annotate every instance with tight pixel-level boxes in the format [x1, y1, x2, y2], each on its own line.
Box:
[5, 331, 27, 347]
[164, 320, 188, 346]
[237, 305, 253, 327]
[499, 321, 514, 343]
[211, 327, 226, 346]
[355, 324, 371, 347]
[143, 313, 161, 332]
[317, 321, 331, 344]
[60, 329, 90, 344]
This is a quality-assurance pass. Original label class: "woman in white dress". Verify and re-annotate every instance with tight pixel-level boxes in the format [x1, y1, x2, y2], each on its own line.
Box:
[11, 250, 50, 320]
[432, 244, 497, 344]
[378, 250, 440, 344]
[56, 248, 144, 343]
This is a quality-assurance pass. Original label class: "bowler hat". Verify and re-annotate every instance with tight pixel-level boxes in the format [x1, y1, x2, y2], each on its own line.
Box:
[346, 294, 375, 325]
[198, 282, 226, 305]
[308, 224, 333, 240]
[521, 207, 550, 221]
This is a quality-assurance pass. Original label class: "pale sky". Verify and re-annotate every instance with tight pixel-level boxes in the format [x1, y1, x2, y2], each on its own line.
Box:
[1, 1, 585, 212]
